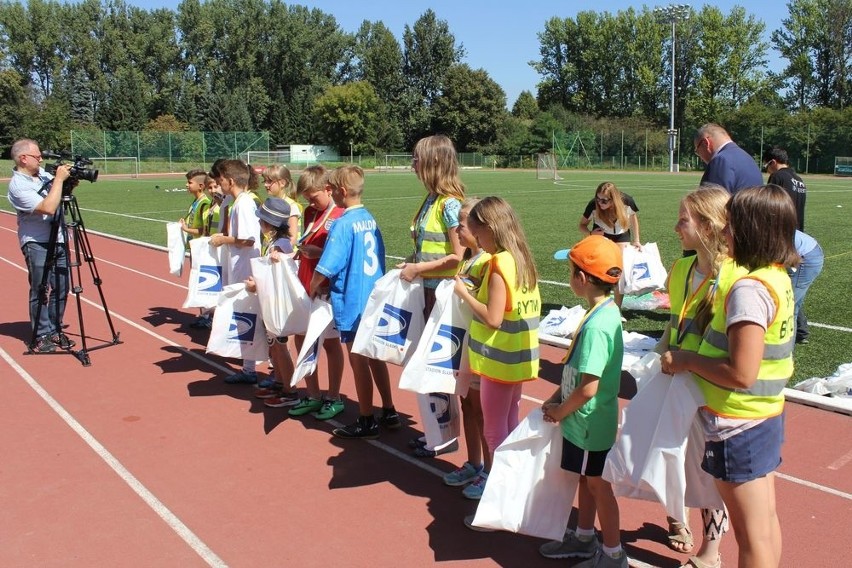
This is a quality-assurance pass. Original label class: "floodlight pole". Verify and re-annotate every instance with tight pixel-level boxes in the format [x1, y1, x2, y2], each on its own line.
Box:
[656, 4, 690, 173]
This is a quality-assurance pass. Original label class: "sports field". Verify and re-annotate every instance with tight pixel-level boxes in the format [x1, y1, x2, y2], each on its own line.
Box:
[2, 168, 850, 383]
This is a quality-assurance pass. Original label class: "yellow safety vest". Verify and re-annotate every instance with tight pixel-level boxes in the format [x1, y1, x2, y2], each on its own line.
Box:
[696, 264, 794, 418]
[413, 195, 456, 279]
[469, 251, 540, 382]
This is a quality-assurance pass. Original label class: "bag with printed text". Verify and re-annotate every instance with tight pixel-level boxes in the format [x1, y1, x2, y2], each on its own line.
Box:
[250, 256, 311, 337]
[183, 237, 226, 309]
[290, 298, 334, 388]
[620, 242, 668, 295]
[206, 283, 268, 361]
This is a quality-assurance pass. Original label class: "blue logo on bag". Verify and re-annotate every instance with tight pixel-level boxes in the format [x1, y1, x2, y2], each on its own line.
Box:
[228, 312, 257, 341]
[198, 265, 223, 292]
[427, 324, 466, 370]
[376, 304, 413, 346]
[631, 262, 651, 282]
[429, 393, 452, 425]
[304, 341, 319, 364]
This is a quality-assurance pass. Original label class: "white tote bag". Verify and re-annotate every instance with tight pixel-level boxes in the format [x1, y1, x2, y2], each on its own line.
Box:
[472, 409, 579, 540]
[206, 283, 268, 361]
[351, 269, 425, 366]
[183, 237, 226, 309]
[399, 279, 472, 395]
[166, 222, 185, 277]
[416, 392, 460, 450]
[250, 256, 311, 337]
[290, 298, 334, 388]
[620, 242, 668, 295]
[602, 363, 723, 523]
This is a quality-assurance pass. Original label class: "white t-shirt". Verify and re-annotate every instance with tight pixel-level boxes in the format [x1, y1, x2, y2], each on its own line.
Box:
[227, 192, 260, 283]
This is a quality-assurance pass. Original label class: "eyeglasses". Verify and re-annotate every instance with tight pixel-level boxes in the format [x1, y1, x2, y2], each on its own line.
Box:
[694, 138, 708, 155]
[595, 197, 612, 205]
[22, 153, 43, 162]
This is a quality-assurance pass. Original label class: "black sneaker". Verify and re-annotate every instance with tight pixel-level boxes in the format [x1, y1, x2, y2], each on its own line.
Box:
[333, 416, 379, 439]
[377, 407, 401, 430]
[31, 335, 56, 353]
[50, 332, 76, 350]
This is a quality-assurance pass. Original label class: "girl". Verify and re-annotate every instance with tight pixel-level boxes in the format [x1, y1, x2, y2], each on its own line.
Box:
[658, 186, 739, 568]
[436, 199, 490, 488]
[453, 196, 540, 505]
[246, 197, 299, 403]
[662, 185, 799, 568]
[262, 164, 301, 249]
[209, 159, 262, 384]
[578, 182, 641, 307]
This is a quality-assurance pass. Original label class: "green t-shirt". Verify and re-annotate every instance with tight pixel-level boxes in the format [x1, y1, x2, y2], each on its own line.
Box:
[560, 302, 624, 451]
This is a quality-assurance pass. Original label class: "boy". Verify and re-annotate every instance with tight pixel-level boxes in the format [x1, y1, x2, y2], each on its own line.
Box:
[310, 165, 399, 439]
[540, 235, 627, 568]
[180, 168, 212, 329]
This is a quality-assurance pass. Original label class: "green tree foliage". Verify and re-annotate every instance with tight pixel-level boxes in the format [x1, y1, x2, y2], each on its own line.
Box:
[432, 64, 506, 151]
[314, 80, 389, 154]
[512, 90, 539, 120]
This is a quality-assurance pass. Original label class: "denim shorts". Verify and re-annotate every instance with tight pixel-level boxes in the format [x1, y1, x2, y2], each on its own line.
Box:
[561, 437, 611, 477]
[702, 412, 784, 483]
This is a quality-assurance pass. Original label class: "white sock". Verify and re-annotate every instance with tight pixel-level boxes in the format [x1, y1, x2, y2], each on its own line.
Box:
[602, 544, 623, 558]
[576, 527, 596, 540]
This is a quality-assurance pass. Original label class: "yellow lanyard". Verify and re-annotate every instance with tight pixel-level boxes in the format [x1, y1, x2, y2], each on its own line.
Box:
[674, 259, 714, 347]
[561, 297, 615, 364]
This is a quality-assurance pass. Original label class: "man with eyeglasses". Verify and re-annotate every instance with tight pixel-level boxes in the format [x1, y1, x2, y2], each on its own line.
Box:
[694, 123, 762, 194]
[8, 138, 75, 353]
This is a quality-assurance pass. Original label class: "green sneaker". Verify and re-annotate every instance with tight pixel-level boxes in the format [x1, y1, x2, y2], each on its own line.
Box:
[287, 397, 323, 416]
[313, 398, 345, 420]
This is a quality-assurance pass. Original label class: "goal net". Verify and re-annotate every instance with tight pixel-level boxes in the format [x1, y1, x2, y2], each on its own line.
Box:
[536, 153, 561, 180]
[91, 156, 139, 178]
[379, 154, 414, 172]
[244, 150, 292, 167]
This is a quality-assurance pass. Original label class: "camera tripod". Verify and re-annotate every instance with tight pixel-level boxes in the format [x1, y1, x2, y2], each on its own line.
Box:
[29, 191, 121, 366]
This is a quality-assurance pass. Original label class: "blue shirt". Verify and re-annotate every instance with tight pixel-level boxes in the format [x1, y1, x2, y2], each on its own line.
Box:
[316, 205, 386, 332]
[700, 142, 763, 194]
[8, 167, 63, 246]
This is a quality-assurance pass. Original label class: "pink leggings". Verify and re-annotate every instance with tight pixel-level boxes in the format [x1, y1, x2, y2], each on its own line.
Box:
[479, 377, 523, 453]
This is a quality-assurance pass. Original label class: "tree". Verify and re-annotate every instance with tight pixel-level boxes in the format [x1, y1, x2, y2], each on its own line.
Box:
[0, 68, 30, 154]
[314, 80, 391, 153]
[432, 64, 506, 151]
[512, 90, 539, 120]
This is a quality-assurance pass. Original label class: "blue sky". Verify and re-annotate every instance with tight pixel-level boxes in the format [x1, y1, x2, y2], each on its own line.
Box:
[132, 1, 784, 107]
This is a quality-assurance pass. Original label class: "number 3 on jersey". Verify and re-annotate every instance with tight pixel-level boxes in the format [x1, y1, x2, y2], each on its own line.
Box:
[363, 232, 379, 276]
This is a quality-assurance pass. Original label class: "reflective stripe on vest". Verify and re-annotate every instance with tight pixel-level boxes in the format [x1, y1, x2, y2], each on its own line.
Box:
[414, 195, 456, 278]
[469, 251, 540, 382]
[696, 265, 794, 418]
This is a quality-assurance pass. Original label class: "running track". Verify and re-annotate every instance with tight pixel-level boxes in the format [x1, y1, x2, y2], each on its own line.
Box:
[1, 213, 849, 567]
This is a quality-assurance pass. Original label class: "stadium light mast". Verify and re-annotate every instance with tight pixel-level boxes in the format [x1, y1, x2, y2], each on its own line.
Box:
[655, 4, 690, 173]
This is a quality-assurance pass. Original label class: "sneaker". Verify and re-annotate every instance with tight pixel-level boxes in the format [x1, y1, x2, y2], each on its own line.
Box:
[263, 391, 300, 408]
[539, 530, 600, 559]
[224, 370, 258, 384]
[572, 549, 627, 568]
[256, 377, 279, 389]
[50, 332, 76, 350]
[286, 397, 323, 415]
[313, 398, 345, 420]
[333, 416, 379, 439]
[462, 471, 488, 500]
[443, 462, 484, 486]
[254, 383, 284, 399]
[377, 407, 401, 430]
[463, 514, 495, 532]
[31, 335, 56, 354]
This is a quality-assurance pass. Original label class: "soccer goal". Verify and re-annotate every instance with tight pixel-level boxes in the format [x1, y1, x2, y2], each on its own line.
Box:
[91, 156, 139, 178]
[379, 154, 414, 172]
[536, 153, 562, 180]
[244, 150, 292, 166]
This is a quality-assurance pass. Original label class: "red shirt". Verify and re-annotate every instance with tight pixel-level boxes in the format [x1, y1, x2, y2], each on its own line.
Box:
[297, 203, 344, 290]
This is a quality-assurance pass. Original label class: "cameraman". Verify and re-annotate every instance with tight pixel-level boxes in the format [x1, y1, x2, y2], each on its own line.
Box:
[8, 138, 75, 353]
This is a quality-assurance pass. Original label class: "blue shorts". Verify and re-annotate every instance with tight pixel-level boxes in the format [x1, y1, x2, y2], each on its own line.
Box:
[561, 437, 611, 477]
[337, 317, 361, 344]
[702, 412, 785, 483]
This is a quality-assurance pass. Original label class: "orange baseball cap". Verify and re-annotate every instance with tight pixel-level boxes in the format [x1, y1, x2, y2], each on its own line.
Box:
[567, 235, 623, 284]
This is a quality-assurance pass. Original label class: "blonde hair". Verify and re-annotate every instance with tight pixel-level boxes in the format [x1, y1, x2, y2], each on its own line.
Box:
[469, 196, 538, 290]
[412, 135, 465, 199]
[296, 164, 328, 194]
[458, 197, 481, 261]
[329, 165, 364, 197]
[263, 164, 295, 198]
[594, 182, 629, 229]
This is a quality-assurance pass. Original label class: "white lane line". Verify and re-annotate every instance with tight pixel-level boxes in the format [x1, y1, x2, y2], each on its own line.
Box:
[0, 347, 229, 568]
[775, 472, 852, 500]
[827, 448, 852, 471]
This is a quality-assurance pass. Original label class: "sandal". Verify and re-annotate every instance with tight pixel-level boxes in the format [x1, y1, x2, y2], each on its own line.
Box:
[667, 516, 694, 553]
[682, 555, 721, 568]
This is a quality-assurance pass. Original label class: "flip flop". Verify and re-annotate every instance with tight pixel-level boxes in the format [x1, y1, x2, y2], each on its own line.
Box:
[666, 517, 694, 553]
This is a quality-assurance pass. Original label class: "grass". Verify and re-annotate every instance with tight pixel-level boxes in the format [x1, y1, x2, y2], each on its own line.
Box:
[2, 168, 850, 384]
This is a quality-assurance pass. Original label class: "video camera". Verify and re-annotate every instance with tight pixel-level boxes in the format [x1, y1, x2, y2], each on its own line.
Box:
[43, 151, 99, 186]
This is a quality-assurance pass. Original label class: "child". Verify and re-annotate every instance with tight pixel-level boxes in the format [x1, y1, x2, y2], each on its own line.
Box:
[453, 196, 540, 503]
[309, 165, 398, 438]
[662, 185, 799, 568]
[262, 164, 301, 249]
[266, 165, 345, 418]
[245, 197, 300, 405]
[539, 235, 626, 568]
[180, 168, 212, 329]
[209, 159, 262, 384]
[439, 198, 490, 486]
[578, 182, 640, 308]
[203, 176, 225, 238]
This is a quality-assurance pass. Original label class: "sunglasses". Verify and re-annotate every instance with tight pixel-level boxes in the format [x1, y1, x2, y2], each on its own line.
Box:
[595, 197, 612, 205]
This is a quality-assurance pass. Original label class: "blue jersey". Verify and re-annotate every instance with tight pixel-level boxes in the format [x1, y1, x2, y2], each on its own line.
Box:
[315, 205, 386, 332]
